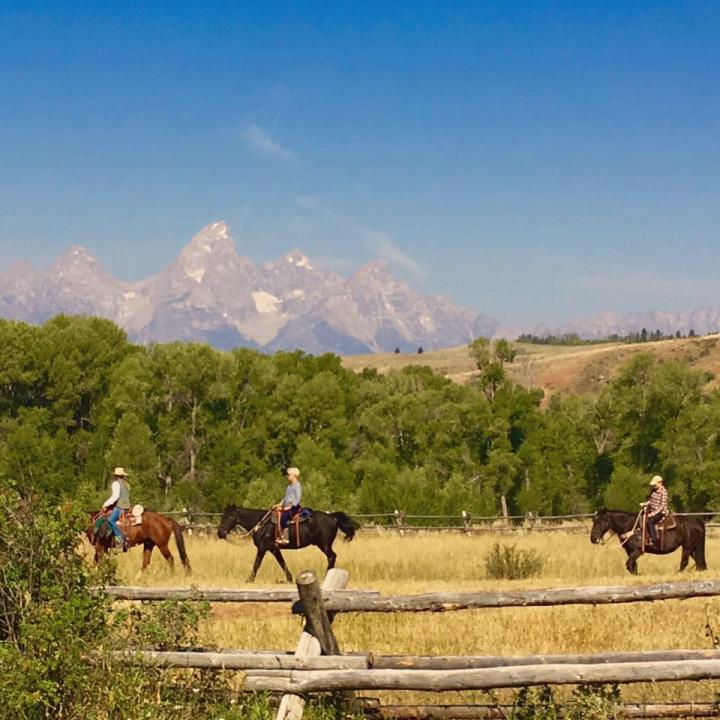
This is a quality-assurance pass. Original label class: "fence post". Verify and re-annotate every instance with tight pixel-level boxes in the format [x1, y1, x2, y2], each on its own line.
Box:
[295, 570, 341, 655]
[276, 568, 349, 720]
[182, 507, 192, 536]
[394, 510, 405, 534]
[462, 511, 471, 533]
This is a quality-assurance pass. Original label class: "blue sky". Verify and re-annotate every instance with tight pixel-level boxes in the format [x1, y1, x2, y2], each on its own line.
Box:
[1, 1, 719, 324]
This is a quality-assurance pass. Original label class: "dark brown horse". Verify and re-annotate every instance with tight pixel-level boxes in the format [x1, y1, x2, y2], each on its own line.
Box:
[217, 505, 359, 582]
[87, 510, 191, 574]
[590, 509, 706, 574]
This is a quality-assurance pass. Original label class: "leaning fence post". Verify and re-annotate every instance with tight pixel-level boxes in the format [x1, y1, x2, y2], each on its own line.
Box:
[275, 568, 349, 720]
[295, 570, 340, 655]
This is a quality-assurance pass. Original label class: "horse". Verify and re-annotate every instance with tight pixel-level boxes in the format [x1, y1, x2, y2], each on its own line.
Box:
[87, 509, 191, 574]
[217, 505, 359, 582]
[590, 509, 706, 574]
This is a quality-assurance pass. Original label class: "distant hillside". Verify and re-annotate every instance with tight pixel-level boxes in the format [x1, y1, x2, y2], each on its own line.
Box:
[342, 334, 720, 402]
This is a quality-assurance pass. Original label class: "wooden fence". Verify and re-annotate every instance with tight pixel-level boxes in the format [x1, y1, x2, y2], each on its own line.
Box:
[168, 508, 720, 534]
[108, 573, 720, 719]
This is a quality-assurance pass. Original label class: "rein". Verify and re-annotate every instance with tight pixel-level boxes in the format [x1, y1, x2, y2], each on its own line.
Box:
[618, 508, 645, 546]
[224, 509, 273, 545]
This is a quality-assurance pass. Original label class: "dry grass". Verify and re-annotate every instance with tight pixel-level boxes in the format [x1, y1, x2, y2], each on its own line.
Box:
[340, 335, 720, 403]
[110, 529, 720, 705]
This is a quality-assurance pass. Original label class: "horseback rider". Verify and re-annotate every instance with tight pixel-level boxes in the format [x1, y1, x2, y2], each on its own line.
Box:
[102, 467, 131, 551]
[642, 474, 668, 545]
[274, 467, 302, 544]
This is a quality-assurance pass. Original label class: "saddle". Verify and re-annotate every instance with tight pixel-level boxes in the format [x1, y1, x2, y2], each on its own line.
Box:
[270, 507, 313, 525]
[643, 512, 676, 551]
[273, 508, 314, 545]
[118, 505, 145, 533]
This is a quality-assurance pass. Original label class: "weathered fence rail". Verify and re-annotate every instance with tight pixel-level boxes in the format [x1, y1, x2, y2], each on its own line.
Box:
[106, 579, 720, 610]
[105, 586, 378, 602]
[123, 648, 720, 671]
[239, 660, 720, 692]
[369, 703, 720, 719]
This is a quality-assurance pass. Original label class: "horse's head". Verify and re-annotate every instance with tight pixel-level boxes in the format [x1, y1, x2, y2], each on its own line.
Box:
[217, 504, 239, 540]
[590, 509, 611, 544]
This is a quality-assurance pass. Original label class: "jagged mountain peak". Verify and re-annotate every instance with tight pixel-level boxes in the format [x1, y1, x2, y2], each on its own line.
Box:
[0, 222, 499, 354]
[188, 220, 230, 245]
[51, 245, 106, 280]
[283, 249, 314, 270]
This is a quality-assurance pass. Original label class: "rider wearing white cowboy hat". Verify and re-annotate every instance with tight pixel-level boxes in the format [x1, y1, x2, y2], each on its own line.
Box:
[102, 467, 132, 551]
[643, 474, 669, 545]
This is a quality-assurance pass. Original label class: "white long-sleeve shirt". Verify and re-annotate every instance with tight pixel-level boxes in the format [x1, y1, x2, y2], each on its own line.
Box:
[103, 480, 121, 508]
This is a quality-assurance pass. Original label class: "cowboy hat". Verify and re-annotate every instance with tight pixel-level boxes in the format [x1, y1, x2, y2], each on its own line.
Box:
[649, 475, 663, 486]
[113, 467, 129, 477]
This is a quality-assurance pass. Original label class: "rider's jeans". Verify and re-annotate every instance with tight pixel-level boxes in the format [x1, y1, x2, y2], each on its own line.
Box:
[107, 507, 125, 542]
[647, 512, 663, 542]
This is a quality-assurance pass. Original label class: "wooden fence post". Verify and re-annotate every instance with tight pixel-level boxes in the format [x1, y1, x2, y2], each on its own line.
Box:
[295, 570, 341, 656]
[394, 510, 405, 534]
[462, 511, 471, 533]
[275, 568, 349, 720]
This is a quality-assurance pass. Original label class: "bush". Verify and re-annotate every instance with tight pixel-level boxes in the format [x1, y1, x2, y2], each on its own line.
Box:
[0, 488, 244, 720]
[484, 542, 544, 580]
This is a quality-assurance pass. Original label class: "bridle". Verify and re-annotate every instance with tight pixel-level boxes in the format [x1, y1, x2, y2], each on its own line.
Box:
[221, 508, 273, 546]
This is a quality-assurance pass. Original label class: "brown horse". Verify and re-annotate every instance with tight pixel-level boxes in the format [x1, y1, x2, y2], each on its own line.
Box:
[87, 510, 191, 574]
[590, 509, 706, 574]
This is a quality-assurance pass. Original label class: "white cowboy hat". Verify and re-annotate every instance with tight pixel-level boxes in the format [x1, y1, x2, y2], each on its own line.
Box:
[113, 467, 129, 477]
[649, 475, 663, 486]
[286, 467, 300, 479]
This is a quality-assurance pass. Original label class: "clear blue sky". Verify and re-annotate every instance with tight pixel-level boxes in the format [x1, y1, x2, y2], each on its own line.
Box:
[1, 1, 719, 324]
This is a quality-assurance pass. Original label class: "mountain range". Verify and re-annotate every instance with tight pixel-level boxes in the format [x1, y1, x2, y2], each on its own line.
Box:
[0, 222, 497, 354]
[2, 221, 718, 354]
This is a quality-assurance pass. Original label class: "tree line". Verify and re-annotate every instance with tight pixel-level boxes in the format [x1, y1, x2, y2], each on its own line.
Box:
[517, 329, 705, 346]
[1, 315, 719, 517]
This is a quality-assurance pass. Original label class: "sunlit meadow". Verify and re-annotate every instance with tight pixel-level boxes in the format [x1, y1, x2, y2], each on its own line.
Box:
[110, 528, 720, 706]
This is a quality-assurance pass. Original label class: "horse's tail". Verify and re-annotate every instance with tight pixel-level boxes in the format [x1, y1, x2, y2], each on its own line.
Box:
[331, 512, 360, 542]
[172, 520, 192, 574]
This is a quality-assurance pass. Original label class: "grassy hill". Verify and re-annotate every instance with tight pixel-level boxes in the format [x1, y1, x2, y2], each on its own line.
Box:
[342, 334, 720, 402]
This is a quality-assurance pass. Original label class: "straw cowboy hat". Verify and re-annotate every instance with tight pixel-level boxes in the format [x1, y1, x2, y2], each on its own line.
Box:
[649, 475, 664, 486]
[113, 467, 129, 478]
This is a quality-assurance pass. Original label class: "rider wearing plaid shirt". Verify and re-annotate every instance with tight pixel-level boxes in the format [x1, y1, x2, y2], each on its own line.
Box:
[645, 475, 668, 544]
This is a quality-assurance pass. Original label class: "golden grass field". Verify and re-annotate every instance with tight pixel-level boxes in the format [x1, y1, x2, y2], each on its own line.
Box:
[110, 528, 720, 707]
[341, 334, 720, 404]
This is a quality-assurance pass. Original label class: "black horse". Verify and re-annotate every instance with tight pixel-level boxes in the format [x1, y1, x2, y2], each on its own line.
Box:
[217, 505, 359, 582]
[590, 509, 707, 574]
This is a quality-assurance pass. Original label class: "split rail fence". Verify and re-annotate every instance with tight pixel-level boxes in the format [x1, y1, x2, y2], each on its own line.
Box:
[168, 509, 720, 534]
[108, 574, 720, 719]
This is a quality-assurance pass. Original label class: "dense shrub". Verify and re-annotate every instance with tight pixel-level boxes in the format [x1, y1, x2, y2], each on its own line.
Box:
[484, 542, 544, 580]
[0, 488, 249, 720]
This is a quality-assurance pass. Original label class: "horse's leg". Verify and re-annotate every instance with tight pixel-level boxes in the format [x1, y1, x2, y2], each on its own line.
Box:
[679, 544, 690, 571]
[157, 542, 175, 572]
[321, 544, 337, 571]
[625, 547, 642, 575]
[248, 547, 267, 583]
[269, 547, 293, 583]
[141, 540, 155, 572]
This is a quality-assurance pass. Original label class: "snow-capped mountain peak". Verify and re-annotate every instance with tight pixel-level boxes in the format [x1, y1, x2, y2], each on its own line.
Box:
[0, 222, 498, 353]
